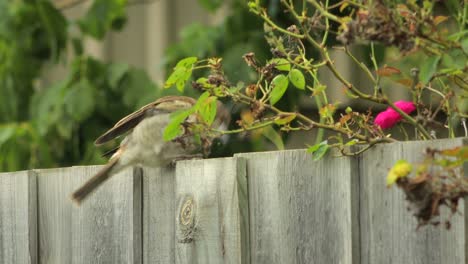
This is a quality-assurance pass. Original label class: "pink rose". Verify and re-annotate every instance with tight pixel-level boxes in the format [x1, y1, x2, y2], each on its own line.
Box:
[374, 101, 416, 129]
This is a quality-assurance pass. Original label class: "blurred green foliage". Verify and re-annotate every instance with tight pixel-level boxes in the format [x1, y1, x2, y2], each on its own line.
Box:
[0, 0, 159, 171]
[0, 0, 281, 171]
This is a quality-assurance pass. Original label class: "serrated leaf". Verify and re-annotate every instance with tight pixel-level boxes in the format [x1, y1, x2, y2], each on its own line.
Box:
[176, 57, 198, 69]
[269, 74, 289, 105]
[163, 109, 193, 141]
[307, 140, 329, 161]
[165, 67, 185, 88]
[163, 120, 183, 142]
[165, 67, 192, 91]
[289, 69, 305, 90]
[199, 97, 218, 125]
[274, 114, 296, 125]
[196, 77, 209, 85]
[270, 58, 291, 71]
[194, 91, 211, 111]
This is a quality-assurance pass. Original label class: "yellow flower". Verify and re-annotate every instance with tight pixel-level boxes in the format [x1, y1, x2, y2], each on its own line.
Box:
[386, 160, 412, 187]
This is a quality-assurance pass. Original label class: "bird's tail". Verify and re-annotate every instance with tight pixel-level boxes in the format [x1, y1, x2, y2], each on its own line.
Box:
[71, 158, 120, 205]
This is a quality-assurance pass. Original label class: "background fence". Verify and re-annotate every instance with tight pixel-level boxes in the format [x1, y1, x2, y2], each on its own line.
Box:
[1, 138, 467, 264]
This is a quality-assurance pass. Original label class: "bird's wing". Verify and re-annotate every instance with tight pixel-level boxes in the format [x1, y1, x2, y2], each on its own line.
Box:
[94, 96, 196, 145]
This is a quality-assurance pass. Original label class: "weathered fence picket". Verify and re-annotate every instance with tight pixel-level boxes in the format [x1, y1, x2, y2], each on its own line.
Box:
[174, 157, 248, 264]
[36, 166, 142, 264]
[236, 150, 360, 264]
[143, 167, 176, 264]
[0, 170, 37, 264]
[359, 138, 467, 264]
[0, 138, 467, 264]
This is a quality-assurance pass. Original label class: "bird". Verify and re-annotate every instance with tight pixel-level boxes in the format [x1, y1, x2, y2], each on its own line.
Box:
[71, 95, 228, 204]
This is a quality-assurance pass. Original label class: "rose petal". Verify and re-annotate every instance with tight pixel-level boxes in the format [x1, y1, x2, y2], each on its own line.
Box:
[374, 101, 416, 129]
[394, 100, 416, 114]
[374, 109, 401, 129]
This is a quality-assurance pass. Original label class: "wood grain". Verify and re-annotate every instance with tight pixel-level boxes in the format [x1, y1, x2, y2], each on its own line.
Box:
[0, 170, 37, 264]
[236, 149, 358, 264]
[359, 138, 467, 264]
[36, 166, 142, 264]
[142, 167, 176, 264]
[174, 157, 249, 264]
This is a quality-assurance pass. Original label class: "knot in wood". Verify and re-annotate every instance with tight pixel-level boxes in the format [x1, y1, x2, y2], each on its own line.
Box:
[180, 197, 195, 226]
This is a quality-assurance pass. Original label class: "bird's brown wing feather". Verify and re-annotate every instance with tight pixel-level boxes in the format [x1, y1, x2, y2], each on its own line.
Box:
[101, 146, 120, 158]
[94, 96, 196, 145]
[71, 156, 120, 204]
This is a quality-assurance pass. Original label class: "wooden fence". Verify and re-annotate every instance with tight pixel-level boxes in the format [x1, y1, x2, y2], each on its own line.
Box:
[1, 138, 467, 264]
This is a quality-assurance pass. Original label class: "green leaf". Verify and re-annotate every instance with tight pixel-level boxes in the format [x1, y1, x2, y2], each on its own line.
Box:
[419, 56, 441, 84]
[163, 109, 193, 141]
[307, 140, 329, 161]
[199, 97, 218, 125]
[108, 63, 129, 88]
[178, 69, 193, 92]
[56, 118, 73, 139]
[194, 91, 211, 111]
[71, 37, 83, 56]
[447, 30, 467, 41]
[289, 69, 305, 90]
[37, 0, 68, 60]
[64, 79, 96, 122]
[165, 58, 194, 92]
[176, 57, 198, 69]
[79, 0, 128, 39]
[274, 114, 296, 125]
[165, 67, 188, 88]
[269, 74, 289, 105]
[198, 0, 223, 12]
[462, 37, 468, 55]
[345, 139, 358, 146]
[270, 58, 291, 71]
[261, 126, 284, 150]
[30, 80, 68, 135]
[119, 68, 157, 108]
[0, 125, 16, 146]
[163, 119, 183, 142]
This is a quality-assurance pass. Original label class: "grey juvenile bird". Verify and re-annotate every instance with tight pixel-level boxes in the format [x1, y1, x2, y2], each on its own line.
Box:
[71, 96, 228, 204]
